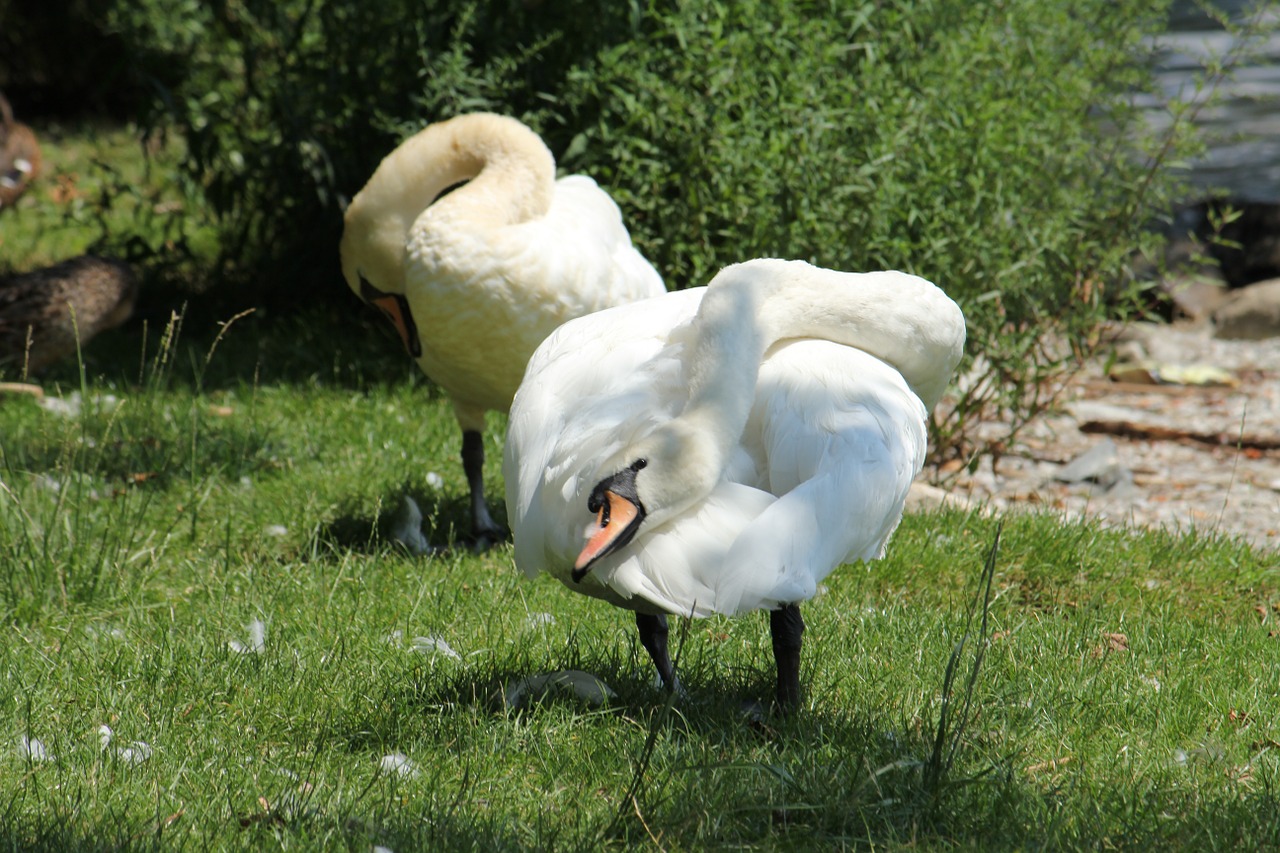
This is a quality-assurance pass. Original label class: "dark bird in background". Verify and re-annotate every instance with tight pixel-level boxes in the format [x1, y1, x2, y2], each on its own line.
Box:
[0, 255, 138, 375]
[0, 91, 41, 211]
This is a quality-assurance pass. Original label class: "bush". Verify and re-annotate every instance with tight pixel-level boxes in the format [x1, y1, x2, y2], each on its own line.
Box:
[109, 0, 1197, 462]
[559, 0, 1190, 463]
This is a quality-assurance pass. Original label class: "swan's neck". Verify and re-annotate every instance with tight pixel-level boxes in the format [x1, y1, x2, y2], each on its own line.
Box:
[630, 278, 768, 526]
[417, 114, 555, 230]
[341, 113, 555, 288]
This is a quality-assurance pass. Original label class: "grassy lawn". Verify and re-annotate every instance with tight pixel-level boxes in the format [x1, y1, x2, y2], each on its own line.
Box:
[1, 305, 1278, 851]
[2, 124, 1278, 851]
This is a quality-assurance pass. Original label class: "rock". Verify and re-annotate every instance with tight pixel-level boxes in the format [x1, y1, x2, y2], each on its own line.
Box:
[1161, 273, 1229, 322]
[1053, 438, 1132, 493]
[905, 481, 982, 514]
[1212, 277, 1280, 340]
[501, 670, 617, 710]
[389, 495, 433, 555]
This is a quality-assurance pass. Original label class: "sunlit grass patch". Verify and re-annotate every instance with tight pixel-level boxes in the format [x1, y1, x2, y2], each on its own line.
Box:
[1, 300, 1278, 849]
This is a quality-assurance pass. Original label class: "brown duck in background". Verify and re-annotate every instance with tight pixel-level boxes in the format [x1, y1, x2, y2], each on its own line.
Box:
[0, 91, 41, 211]
[0, 255, 138, 375]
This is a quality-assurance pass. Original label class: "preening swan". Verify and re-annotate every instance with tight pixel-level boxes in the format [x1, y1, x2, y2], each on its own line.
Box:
[504, 258, 966, 708]
[340, 113, 664, 546]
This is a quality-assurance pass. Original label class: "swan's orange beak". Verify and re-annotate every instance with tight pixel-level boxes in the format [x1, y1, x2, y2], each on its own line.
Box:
[360, 276, 422, 358]
[371, 294, 421, 358]
[572, 490, 642, 582]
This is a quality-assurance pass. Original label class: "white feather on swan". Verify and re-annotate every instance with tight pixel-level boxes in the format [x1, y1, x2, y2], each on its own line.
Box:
[340, 113, 664, 542]
[503, 258, 965, 705]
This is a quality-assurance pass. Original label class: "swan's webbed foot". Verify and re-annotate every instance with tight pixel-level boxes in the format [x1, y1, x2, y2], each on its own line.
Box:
[770, 604, 806, 713]
[461, 429, 507, 551]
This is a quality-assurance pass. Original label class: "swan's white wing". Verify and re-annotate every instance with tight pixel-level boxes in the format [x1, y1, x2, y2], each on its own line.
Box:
[504, 287, 704, 584]
[506, 266, 951, 621]
[545, 176, 665, 303]
[713, 342, 928, 615]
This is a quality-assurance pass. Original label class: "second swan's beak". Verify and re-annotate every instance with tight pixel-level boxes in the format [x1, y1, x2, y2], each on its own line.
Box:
[573, 490, 643, 581]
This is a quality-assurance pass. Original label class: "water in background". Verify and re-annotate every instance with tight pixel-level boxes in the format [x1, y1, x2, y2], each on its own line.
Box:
[1145, 1, 1280, 202]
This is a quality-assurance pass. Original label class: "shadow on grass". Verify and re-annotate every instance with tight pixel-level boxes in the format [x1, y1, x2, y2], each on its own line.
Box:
[7, 770, 1275, 852]
[312, 486, 510, 558]
[25, 296, 417, 394]
[0, 796, 535, 852]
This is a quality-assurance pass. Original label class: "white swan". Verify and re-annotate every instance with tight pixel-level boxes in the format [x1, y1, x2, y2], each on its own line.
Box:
[504, 258, 966, 708]
[340, 113, 665, 545]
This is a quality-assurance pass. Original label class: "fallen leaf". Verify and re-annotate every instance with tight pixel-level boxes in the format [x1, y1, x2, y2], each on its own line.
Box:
[1105, 632, 1129, 651]
[1026, 756, 1072, 775]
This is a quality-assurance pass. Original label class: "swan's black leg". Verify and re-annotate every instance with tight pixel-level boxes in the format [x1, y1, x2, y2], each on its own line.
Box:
[636, 612, 682, 695]
[461, 429, 503, 547]
[770, 604, 806, 712]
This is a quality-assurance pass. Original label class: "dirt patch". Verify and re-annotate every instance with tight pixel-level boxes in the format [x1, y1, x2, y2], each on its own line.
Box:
[940, 321, 1280, 553]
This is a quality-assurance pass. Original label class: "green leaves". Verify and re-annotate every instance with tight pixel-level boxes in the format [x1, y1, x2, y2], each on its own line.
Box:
[96, 0, 1196, 461]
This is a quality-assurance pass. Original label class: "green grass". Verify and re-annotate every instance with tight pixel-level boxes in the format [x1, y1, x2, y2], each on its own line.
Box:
[1, 307, 1278, 852]
[2, 121, 1278, 850]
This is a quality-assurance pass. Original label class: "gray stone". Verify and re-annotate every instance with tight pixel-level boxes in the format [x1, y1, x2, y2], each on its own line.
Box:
[1212, 277, 1280, 340]
[503, 670, 617, 710]
[905, 481, 983, 514]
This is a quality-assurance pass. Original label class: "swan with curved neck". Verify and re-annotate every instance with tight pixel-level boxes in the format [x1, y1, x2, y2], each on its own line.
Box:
[341, 113, 664, 546]
[504, 258, 965, 708]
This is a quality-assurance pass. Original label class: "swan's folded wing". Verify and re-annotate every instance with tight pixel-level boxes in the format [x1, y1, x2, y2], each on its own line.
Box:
[513, 174, 665, 308]
[714, 342, 928, 615]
